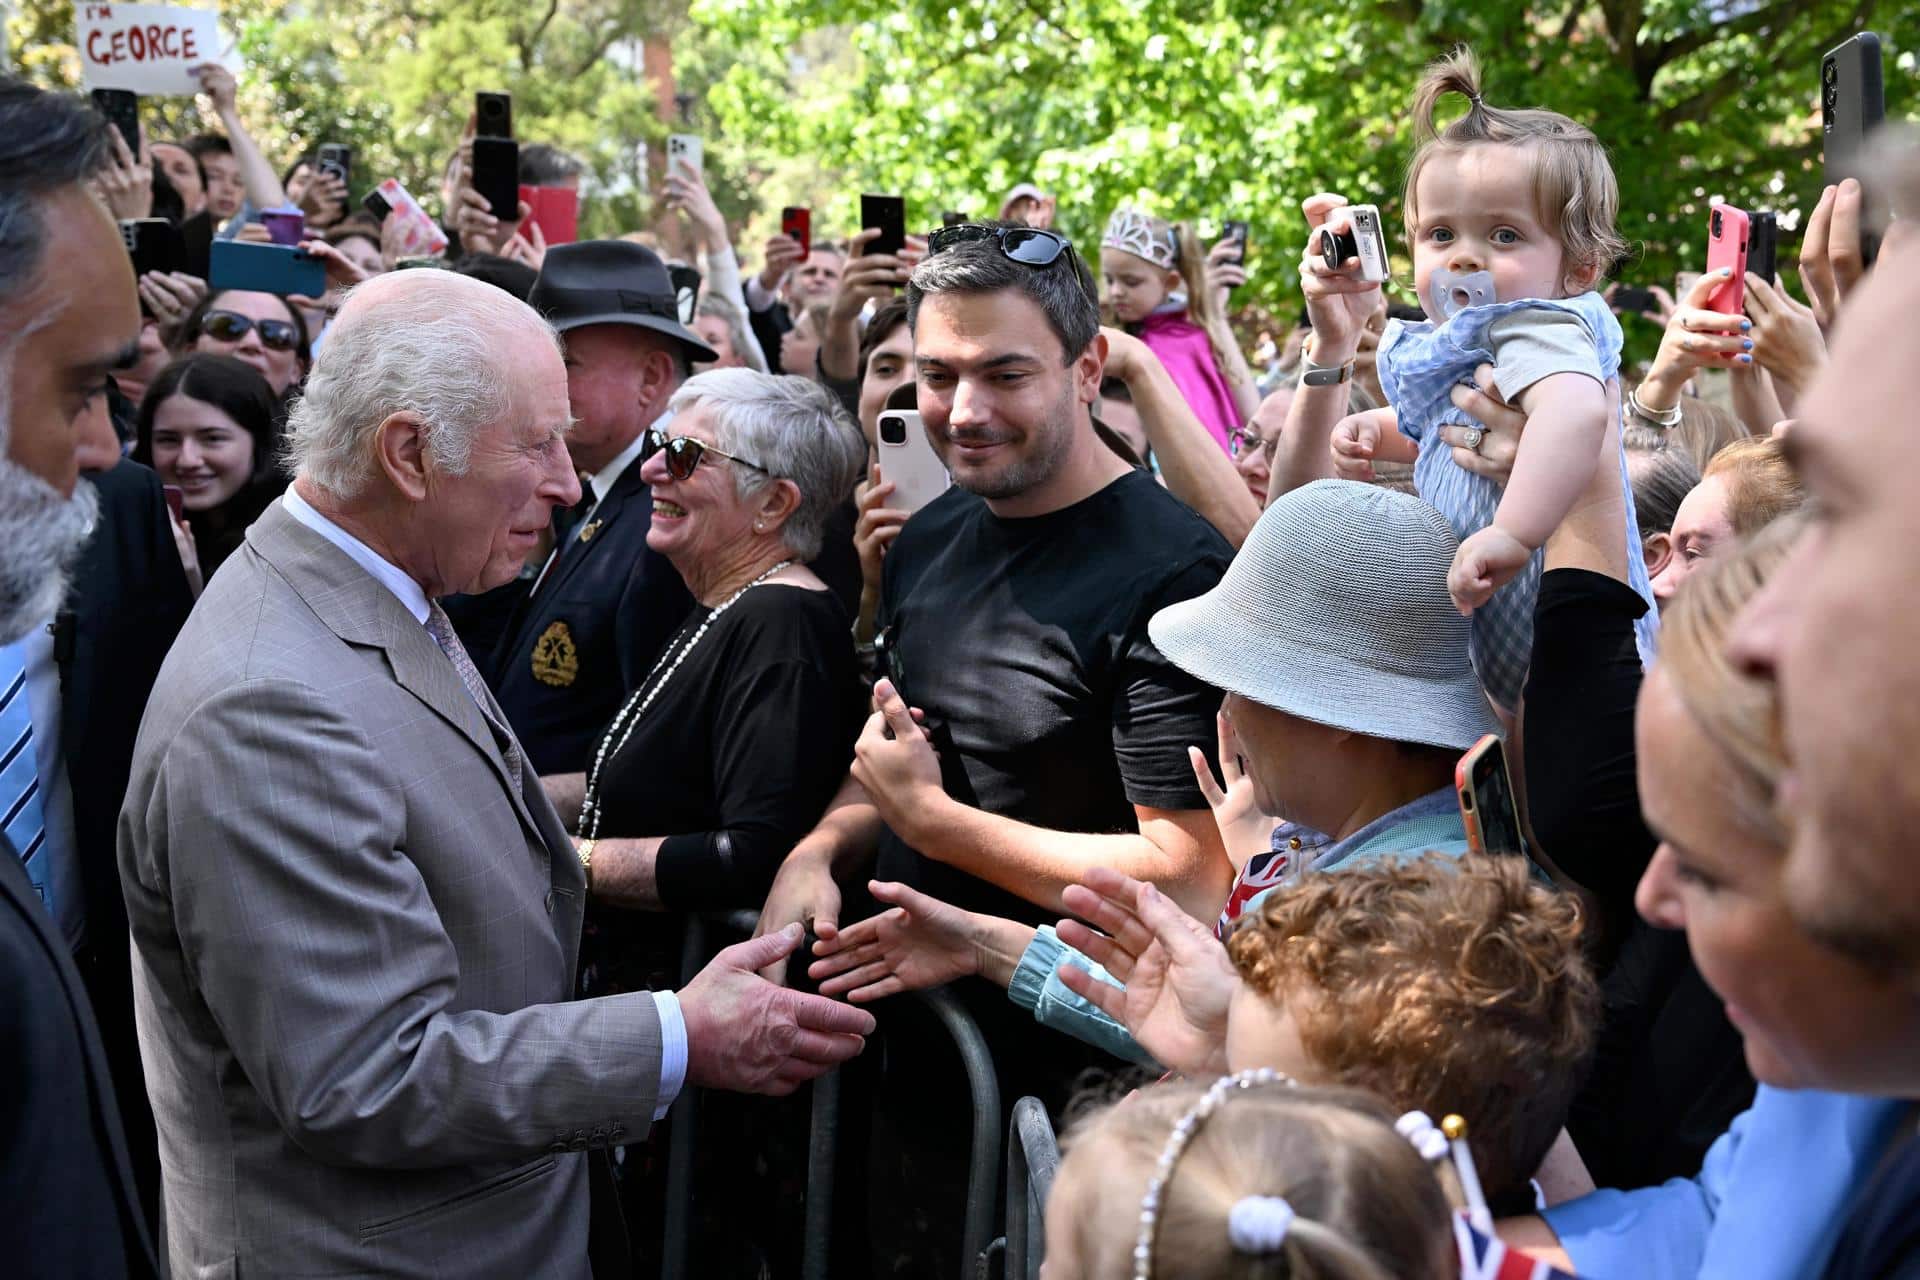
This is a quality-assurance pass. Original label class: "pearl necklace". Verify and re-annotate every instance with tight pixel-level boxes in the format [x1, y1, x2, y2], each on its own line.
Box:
[576, 558, 794, 839]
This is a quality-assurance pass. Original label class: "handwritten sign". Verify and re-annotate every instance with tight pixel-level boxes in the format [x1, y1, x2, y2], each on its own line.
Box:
[76, 4, 226, 96]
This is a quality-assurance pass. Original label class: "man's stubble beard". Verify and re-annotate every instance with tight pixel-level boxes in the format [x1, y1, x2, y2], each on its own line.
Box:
[949, 376, 1080, 502]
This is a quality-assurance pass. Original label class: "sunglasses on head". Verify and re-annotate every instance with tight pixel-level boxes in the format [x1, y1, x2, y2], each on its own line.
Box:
[926, 222, 1097, 304]
[645, 426, 770, 481]
[199, 309, 299, 352]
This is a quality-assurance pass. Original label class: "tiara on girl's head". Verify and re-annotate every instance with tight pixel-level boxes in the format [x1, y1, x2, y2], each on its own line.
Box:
[1134, 1068, 1298, 1280]
[1104, 207, 1178, 270]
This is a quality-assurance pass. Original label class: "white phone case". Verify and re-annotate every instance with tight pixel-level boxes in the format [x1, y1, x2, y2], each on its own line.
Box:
[876, 411, 950, 515]
[667, 134, 704, 176]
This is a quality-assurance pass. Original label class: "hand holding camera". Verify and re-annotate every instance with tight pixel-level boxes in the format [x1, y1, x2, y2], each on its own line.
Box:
[1638, 270, 1752, 409]
[1205, 235, 1248, 312]
[663, 165, 727, 255]
[1297, 194, 1387, 365]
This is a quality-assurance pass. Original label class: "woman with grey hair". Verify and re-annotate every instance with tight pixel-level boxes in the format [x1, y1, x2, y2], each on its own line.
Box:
[542, 368, 868, 950]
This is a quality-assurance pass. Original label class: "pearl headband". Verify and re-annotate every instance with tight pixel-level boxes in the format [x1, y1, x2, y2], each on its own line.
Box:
[1132, 1077, 1495, 1278]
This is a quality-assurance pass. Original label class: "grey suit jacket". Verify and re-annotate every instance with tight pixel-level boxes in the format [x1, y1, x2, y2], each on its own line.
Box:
[119, 500, 664, 1279]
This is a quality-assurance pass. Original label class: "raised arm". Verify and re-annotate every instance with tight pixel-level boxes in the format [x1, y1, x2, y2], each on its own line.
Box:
[1101, 326, 1259, 546]
[1269, 195, 1388, 497]
[194, 65, 286, 220]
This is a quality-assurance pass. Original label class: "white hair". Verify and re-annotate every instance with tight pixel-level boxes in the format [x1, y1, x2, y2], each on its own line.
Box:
[666, 368, 866, 561]
[283, 270, 561, 499]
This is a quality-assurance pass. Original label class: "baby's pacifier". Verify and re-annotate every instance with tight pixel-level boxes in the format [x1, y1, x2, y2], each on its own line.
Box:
[1428, 268, 1496, 320]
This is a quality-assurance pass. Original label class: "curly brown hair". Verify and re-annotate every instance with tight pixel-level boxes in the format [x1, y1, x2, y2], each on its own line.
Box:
[1225, 853, 1599, 1206]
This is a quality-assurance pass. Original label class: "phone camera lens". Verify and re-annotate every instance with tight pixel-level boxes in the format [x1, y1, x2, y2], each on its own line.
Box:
[879, 416, 907, 446]
[1711, 209, 1723, 237]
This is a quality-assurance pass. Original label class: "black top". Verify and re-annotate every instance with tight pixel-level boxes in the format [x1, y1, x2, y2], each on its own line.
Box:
[872, 470, 1231, 925]
[1523, 568, 1754, 1188]
[1825, 1130, 1920, 1279]
[586, 583, 865, 911]
[488, 463, 695, 775]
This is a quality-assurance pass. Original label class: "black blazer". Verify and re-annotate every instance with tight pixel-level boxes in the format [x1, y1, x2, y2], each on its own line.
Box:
[0, 832, 158, 1278]
[748, 297, 794, 375]
[488, 462, 694, 776]
[58, 461, 194, 1230]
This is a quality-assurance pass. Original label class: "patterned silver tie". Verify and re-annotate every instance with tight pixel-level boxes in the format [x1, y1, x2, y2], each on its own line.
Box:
[424, 602, 525, 784]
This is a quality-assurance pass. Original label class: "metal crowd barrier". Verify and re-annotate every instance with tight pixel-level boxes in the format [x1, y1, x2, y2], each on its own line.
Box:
[656, 912, 1005, 1280]
[999, 1097, 1059, 1280]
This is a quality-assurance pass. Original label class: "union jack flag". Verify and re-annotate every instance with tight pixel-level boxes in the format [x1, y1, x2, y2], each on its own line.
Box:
[1456, 1216, 1579, 1279]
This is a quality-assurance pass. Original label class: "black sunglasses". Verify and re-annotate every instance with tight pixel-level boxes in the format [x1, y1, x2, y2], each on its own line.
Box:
[646, 426, 770, 481]
[200, 309, 299, 352]
[926, 223, 1097, 305]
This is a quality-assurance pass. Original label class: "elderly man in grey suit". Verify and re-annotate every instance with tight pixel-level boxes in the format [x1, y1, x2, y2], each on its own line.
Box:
[119, 267, 875, 1278]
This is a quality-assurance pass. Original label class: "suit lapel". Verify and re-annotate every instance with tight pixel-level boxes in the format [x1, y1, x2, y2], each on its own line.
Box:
[538, 464, 651, 607]
[246, 501, 559, 860]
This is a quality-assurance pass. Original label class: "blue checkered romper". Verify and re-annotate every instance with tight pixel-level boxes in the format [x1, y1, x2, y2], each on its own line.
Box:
[1378, 292, 1659, 709]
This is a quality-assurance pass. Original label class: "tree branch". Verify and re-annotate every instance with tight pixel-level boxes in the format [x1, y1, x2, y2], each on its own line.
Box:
[1648, 0, 1808, 83]
[1655, 0, 1877, 127]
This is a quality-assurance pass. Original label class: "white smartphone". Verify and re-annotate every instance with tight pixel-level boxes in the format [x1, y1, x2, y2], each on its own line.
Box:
[875, 410, 950, 515]
[667, 134, 703, 177]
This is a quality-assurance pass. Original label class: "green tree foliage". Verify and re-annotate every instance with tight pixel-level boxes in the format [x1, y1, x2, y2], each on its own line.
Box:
[8, 0, 688, 237]
[694, 0, 1916, 350]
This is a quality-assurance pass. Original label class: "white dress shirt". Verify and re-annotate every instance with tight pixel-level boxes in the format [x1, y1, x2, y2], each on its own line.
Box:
[281, 488, 687, 1117]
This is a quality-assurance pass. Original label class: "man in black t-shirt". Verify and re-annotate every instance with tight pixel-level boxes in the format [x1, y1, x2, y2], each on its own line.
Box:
[758, 220, 1232, 970]
[754, 222, 1233, 1269]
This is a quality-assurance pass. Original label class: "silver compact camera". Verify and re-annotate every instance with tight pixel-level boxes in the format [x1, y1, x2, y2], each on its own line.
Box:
[1319, 204, 1390, 284]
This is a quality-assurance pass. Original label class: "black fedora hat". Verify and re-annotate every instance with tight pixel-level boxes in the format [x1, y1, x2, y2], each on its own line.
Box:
[528, 239, 719, 362]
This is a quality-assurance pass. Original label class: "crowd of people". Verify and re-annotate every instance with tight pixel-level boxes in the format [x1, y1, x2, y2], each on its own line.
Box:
[2, 34, 1917, 1280]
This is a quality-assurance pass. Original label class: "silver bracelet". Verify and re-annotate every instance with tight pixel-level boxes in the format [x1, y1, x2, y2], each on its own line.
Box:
[1626, 385, 1683, 429]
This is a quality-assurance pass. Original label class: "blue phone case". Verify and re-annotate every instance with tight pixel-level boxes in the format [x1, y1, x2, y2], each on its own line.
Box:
[208, 239, 327, 298]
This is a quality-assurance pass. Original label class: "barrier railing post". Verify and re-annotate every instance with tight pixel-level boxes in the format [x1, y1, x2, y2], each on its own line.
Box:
[1004, 1097, 1058, 1280]
[658, 914, 709, 1280]
[911, 987, 1002, 1279]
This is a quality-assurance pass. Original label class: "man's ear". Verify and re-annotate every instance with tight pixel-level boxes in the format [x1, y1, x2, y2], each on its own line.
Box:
[1643, 530, 1674, 579]
[1076, 333, 1107, 407]
[373, 412, 431, 501]
[639, 346, 680, 413]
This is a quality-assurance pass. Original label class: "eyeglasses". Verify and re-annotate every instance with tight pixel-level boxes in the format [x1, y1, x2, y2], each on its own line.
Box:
[199, 310, 299, 352]
[1228, 425, 1268, 459]
[645, 426, 770, 481]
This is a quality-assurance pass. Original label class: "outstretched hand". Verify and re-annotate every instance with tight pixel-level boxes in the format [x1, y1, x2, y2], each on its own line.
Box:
[1054, 868, 1235, 1075]
[808, 880, 984, 1001]
[1188, 710, 1274, 872]
[680, 924, 875, 1096]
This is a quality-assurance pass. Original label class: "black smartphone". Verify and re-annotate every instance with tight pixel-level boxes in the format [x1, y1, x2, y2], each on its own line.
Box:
[471, 136, 521, 221]
[316, 143, 352, 190]
[1822, 33, 1885, 267]
[475, 90, 513, 139]
[941, 209, 967, 228]
[861, 194, 907, 257]
[1222, 218, 1250, 265]
[90, 89, 139, 155]
[1610, 285, 1660, 315]
[363, 190, 392, 221]
[120, 218, 187, 315]
[1748, 210, 1780, 284]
